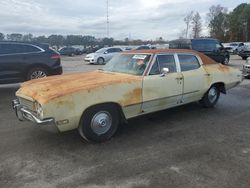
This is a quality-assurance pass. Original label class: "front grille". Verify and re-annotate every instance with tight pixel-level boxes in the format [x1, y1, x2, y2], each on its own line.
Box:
[244, 66, 250, 69]
[19, 98, 34, 111]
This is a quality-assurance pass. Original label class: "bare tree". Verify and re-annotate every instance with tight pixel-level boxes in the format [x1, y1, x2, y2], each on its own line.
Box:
[207, 5, 227, 24]
[184, 11, 194, 38]
[178, 29, 187, 39]
[192, 12, 202, 38]
[0, 32, 4, 40]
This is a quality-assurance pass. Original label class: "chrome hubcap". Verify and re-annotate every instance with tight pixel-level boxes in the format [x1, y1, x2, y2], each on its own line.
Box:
[208, 87, 218, 103]
[91, 111, 112, 135]
[30, 71, 47, 79]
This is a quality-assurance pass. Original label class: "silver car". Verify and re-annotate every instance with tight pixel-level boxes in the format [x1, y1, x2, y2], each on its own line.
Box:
[84, 47, 122, 64]
[243, 57, 250, 78]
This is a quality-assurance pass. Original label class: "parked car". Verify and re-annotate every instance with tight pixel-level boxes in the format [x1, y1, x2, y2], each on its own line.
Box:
[231, 42, 244, 54]
[59, 47, 78, 56]
[242, 57, 250, 78]
[169, 38, 230, 64]
[84, 47, 123, 64]
[238, 45, 250, 60]
[223, 42, 244, 54]
[13, 49, 242, 142]
[135, 45, 151, 50]
[0, 41, 62, 84]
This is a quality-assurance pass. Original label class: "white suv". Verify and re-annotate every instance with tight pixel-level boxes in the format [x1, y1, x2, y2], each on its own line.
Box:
[84, 47, 122, 64]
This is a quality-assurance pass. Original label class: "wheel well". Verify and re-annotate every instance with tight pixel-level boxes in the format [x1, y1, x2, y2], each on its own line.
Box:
[212, 82, 226, 94]
[97, 57, 105, 61]
[25, 64, 50, 79]
[80, 102, 127, 126]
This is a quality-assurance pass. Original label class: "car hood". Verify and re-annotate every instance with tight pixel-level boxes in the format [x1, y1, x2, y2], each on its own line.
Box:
[16, 71, 142, 104]
[86, 53, 95, 57]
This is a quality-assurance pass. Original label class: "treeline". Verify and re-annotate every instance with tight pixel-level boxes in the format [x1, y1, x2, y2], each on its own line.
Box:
[208, 3, 250, 42]
[182, 3, 250, 42]
[0, 33, 167, 47]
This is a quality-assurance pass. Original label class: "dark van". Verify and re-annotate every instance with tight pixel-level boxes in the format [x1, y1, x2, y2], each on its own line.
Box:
[169, 38, 230, 64]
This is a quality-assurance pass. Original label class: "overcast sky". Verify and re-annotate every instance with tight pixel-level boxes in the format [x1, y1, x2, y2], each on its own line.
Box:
[0, 0, 247, 40]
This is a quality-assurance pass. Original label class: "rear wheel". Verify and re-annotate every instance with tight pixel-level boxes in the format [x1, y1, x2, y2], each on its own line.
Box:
[26, 67, 48, 80]
[242, 57, 247, 60]
[78, 104, 119, 142]
[200, 85, 220, 108]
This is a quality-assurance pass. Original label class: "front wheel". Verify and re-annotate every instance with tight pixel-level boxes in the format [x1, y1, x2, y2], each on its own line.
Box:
[223, 56, 229, 65]
[97, 57, 105, 64]
[78, 104, 119, 142]
[200, 86, 220, 108]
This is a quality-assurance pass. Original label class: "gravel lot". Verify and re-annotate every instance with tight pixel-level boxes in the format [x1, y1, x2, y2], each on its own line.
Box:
[0, 55, 250, 188]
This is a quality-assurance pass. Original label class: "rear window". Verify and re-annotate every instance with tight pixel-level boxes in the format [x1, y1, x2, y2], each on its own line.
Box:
[192, 40, 217, 51]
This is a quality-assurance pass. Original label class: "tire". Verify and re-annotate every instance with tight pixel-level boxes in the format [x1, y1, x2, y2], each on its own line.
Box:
[26, 67, 48, 81]
[223, 56, 229, 65]
[242, 57, 247, 60]
[97, 57, 105, 65]
[200, 85, 220, 108]
[78, 104, 119, 142]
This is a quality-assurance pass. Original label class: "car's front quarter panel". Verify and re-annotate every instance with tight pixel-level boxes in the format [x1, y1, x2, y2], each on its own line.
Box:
[40, 80, 143, 132]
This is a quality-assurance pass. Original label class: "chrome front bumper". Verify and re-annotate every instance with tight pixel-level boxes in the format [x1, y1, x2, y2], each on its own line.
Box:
[243, 66, 250, 77]
[12, 99, 58, 133]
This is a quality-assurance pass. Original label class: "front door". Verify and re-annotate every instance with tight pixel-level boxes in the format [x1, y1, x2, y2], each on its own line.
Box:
[142, 54, 183, 113]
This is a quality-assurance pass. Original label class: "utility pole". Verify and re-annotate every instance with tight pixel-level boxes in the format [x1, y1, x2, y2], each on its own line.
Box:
[106, 0, 109, 38]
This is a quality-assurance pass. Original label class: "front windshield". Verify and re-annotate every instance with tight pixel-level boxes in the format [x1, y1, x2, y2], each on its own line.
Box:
[102, 54, 151, 75]
[230, 43, 238, 46]
[96, 48, 107, 53]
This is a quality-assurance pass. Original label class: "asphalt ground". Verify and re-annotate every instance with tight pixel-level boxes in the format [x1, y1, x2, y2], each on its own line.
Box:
[0, 55, 250, 188]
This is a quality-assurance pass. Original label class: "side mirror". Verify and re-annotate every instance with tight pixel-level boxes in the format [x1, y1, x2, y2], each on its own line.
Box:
[104, 51, 108, 54]
[160, 67, 169, 77]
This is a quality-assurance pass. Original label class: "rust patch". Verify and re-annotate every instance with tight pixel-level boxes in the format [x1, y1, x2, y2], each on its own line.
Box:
[17, 71, 142, 104]
[119, 88, 142, 107]
[217, 64, 230, 72]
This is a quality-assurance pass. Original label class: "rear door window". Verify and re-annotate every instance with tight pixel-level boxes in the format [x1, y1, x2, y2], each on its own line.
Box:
[178, 54, 200, 72]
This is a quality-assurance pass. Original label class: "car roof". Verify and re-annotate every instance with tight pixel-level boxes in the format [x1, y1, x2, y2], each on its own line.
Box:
[191, 38, 218, 41]
[0, 41, 50, 49]
[122, 49, 217, 65]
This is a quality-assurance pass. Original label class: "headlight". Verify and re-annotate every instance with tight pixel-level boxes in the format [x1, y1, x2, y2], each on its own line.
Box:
[34, 101, 43, 118]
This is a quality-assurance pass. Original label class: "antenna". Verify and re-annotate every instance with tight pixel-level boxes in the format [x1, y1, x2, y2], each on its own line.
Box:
[106, 0, 109, 38]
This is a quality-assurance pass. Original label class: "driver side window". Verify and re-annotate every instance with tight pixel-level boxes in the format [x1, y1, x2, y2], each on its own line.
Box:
[149, 54, 176, 75]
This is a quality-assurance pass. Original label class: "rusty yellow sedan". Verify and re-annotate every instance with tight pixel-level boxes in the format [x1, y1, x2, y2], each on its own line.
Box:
[12, 49, 242, 142]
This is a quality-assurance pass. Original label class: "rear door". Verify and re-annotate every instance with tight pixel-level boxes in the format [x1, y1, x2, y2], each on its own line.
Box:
[177, 53, 208, 103]
[142, 54, 183, 113]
